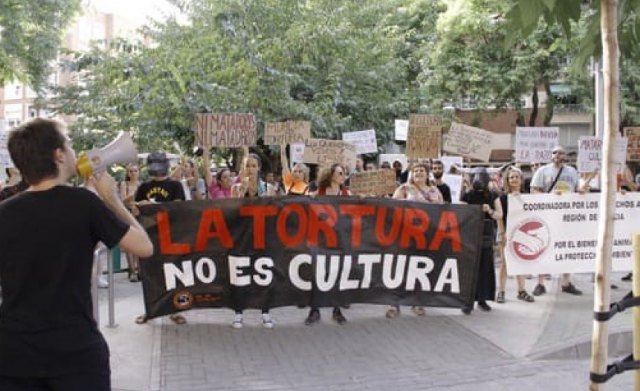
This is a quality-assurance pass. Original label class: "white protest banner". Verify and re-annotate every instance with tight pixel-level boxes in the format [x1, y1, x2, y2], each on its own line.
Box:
[342, 129, 378, 154]
[442, 174, 463, 203]
[624, 127, 640, 162]
[439, 156, 464, 175]
[0, 123, 14, 167]
[264, 121, 311, 146]
[407, 114, 441, 160]
[442, 122, 494, 162]
[395, 119, 409, 141]
[303, 138, 357, 169]
[577, 136, 627, 173]
[504, 193, 640, 275]
[194, 113, 257, 148]
[378, 154, 407, 171]
[290, 143, 305, 164]
[349, 169, 397, 196]
[514, 127, 559, 163]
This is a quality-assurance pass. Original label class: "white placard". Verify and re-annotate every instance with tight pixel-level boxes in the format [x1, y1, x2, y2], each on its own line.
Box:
[378, 154, 407, 171]
[442, 122, 494, 162]
[514, 127, 559, 163]
[290, 143, 305, 164]
[504, 193, 640, 275]
[0, 130, 14, 167]
[439, 156, 464, 175]
[577, 136, 627, 173]
[442, 174, 463, 203]
[395, 119, 409, 141]
[342, 129, 378, 155]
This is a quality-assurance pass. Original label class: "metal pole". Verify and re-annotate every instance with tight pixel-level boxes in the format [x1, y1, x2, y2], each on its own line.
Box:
[633, 234, 640, 390]
[92, 248, 100, 325]
[593, 58, 604, 137]
[107, 248, 117, 328]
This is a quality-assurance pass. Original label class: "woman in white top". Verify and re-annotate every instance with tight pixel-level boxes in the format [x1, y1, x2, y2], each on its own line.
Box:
[386, 162, 443, 318]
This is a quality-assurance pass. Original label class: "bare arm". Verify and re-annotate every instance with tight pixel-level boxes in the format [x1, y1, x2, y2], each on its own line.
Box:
[203, 149, 213, 188]
[281, 145, 291, 176]
[94, 173, 153, 258]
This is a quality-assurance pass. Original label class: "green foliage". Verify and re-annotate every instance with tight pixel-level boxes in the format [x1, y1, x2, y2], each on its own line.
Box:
[0, 0, 81, 91]
[51, 0, 445, 156]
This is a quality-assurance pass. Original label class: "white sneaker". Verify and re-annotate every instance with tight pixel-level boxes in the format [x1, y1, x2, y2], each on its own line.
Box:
[98, 276, 109, 289]
[231, 314, 243, 329]
[262, 313, 274, 329]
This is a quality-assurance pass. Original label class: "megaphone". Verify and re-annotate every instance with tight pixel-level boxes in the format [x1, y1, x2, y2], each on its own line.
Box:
[76, 131, 138, 178]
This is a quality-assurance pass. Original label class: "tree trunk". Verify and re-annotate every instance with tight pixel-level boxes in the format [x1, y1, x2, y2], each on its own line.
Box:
[543, 81, 554, 126]
[529, 84, 538, 126]
[589, 1, 620, 390]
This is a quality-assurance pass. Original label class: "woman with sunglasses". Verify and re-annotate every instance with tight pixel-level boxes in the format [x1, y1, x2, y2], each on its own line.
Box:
[496, 167, 534, 303]
[385, 162, 443, 319]
[304, 163, 351, 325]
[119, 164, 141, 282]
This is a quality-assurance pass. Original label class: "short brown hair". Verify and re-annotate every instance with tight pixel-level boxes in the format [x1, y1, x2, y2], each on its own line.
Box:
[8, 118, 67, 185]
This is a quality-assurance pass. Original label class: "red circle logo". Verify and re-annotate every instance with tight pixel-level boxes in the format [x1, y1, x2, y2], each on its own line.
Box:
[510, 219, 550, 261]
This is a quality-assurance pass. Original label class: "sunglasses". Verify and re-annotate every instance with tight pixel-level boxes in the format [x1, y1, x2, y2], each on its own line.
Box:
[552, 151, 565, 155]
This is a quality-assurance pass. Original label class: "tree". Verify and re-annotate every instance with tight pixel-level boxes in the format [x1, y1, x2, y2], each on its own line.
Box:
[0, 0, 81, 91]
[420, 0, 567, 126]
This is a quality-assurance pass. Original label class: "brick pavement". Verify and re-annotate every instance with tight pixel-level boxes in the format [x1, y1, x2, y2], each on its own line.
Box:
[100, 271, 637, 391]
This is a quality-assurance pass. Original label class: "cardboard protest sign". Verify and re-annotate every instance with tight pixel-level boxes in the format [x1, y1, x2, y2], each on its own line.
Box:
[515, 127, 559, 163]
[442, 122, 494, 162]
[264, 121, 311, 146]
[395, 119, 409, 141]
[624, 127, 640, 162]
[348, 169, 397, 196]
[290, 143, 305, 164]
[577, 136, 627, 173]
[303, 138, 357, 169]
[342, 129, 378, 154]
[505, 193, 640, 275]
[138, 197, 483, 318]
[195, 113, 256, 148]
[406, 114, 441, 160]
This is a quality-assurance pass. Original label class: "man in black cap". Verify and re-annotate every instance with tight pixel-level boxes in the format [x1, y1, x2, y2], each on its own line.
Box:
[134, 152, 187, 324]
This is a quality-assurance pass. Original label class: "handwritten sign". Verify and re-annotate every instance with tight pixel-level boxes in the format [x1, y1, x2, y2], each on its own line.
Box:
[624, 127, 640, 162]
[264, 121, 311, 146]
[349, 169, 397, 196]
[303, 139, 357, 169]
[406, 114, 441, 160]
[515, 127, 559, 163]
[342, 129, 378, 154]
[194, 113, 256, 148]
[577, 136, 627, 173]
[442, 122, 493, 162]
[0, 123, 14, 167]
[395, 119, 409, 141]
[290, 143, 305, 164]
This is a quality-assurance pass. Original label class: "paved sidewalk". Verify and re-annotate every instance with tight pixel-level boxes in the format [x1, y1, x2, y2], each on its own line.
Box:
[100, 272, 636, 391]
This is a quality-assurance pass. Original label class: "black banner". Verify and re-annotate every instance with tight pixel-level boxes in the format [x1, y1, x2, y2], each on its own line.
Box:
[138, 197, 483, 319]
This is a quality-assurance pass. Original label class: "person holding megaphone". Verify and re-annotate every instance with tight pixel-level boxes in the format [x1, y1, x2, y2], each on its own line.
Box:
[0, 119, 153, 390]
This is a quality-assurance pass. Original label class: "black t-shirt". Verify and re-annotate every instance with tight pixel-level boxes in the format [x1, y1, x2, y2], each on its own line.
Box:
[135, 178, 185, 202]
[436, 183, 452, 203]
[0, 186, 129, 377]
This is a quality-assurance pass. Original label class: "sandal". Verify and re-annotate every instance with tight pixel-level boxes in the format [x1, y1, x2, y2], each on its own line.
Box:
[496, 291, 505, 303]
[411, 306, 426, 316]
[129, 272, 139, 282]
[517, 290, 535, 303]
[385, 306, 399, 319]
[169, 314, 187, 325]
[135, 315, 148, 324]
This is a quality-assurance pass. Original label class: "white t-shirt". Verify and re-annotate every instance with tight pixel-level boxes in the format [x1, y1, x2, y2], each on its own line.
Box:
[531, 164, 579, 193]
